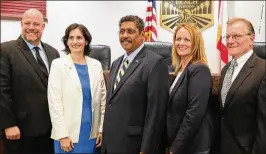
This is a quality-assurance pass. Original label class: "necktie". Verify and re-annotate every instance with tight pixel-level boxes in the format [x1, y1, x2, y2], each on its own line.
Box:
[34, 47, 48, 77]
[221, 59, 238, 106]
[113, 58, 129, 91]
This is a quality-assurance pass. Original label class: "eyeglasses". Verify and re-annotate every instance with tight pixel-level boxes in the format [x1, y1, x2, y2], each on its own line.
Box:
[118, 28, 138, 35]
[224, 34, 251, 40]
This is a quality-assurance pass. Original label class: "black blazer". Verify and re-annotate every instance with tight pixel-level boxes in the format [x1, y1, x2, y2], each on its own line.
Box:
[167, 62, 213, 154]
[219, 53, 266, 154]
[101, 46, 169, 154]
[0, 36, 60, 136]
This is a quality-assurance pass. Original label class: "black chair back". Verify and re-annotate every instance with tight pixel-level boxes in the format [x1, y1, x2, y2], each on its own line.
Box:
[254, 42, 266, 60]
[144, 41, 173, 71]
[89, 45, 111, 71]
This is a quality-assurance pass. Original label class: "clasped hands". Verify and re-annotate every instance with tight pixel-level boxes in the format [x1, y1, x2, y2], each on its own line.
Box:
[60, 132, 102, 152]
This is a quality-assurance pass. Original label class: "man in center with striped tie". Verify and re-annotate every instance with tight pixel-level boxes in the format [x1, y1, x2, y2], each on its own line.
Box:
[101, 15, 169, 154]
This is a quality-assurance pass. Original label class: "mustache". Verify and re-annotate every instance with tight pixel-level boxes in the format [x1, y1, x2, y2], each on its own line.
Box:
[121, 39, 132, 43]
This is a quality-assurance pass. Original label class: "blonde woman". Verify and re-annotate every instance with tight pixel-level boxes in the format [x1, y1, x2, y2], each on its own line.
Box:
[167, 24, 213, 154]
[48, 23, 106, 153]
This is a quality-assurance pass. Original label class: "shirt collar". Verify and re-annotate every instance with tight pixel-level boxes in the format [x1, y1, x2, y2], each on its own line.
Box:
[234, 49, 253, 66]
[21, 35, 42, 50]
[122, 43, 144, 64]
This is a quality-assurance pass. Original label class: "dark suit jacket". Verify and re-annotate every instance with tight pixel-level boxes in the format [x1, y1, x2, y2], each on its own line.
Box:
[219, 53, 266, 154]
[0, 36, 60, 136]
[167, 62, 213, 154]
[101, 46, 169, 154]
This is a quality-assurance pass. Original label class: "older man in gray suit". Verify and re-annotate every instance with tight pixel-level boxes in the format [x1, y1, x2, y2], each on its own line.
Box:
[219, 17, 266, 154]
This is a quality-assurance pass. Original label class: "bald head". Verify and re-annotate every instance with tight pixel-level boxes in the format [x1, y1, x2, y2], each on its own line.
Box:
[22, 8, 44, 22]
[21, 8, 45, 46]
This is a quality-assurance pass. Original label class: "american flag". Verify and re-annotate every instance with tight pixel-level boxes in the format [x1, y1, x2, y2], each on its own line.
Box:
[144, 0, 157, 42]
[216, 0, 229, 71]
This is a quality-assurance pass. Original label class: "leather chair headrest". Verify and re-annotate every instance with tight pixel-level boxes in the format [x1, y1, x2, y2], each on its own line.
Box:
[144, 41, 173, 72]
[89, 45, 111, 71]
[254, 42, 266, 60]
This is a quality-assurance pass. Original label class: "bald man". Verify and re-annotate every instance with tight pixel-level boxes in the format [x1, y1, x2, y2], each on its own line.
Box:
[0, 8, 59, 154]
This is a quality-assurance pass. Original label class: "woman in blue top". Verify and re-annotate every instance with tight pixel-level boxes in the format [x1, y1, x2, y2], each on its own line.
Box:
[48, 23, 106, 153]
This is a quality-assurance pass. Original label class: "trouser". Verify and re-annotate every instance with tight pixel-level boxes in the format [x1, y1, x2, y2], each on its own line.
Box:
[2, 130, 54, 154]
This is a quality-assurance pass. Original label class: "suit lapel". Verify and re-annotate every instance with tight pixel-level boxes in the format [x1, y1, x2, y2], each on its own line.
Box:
[223, 54, 255, 109]
[109, 49, 145, 101]
[16, 36, 48, 86]
[64, 55, 82, 92]
[109, 56, 124, 93]
[168, 62, 191, 103]
[168, 71, 185, 103]
[41, 42, 53, 70]
[86, 56, 95, 94]
[107, 56, 123, 103]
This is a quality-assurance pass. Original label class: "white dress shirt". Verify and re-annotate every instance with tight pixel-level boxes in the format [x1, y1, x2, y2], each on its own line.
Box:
[231, 50, 253, 83]
[22, 36, 49, 72]
[120, 43, 144, 68]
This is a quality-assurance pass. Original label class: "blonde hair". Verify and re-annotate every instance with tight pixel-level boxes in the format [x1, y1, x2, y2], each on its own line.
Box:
[172, 23, 208, 74]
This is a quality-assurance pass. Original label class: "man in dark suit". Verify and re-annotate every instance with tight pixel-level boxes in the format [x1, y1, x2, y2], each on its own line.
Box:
[0, 8, 60, 154]
[219, 17, 266, 154]
[101, 15, 169, 154]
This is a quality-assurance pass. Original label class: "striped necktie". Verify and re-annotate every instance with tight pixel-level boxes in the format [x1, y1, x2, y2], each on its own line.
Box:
[221, 59, 238, 106]
[113, 58, 129, 90]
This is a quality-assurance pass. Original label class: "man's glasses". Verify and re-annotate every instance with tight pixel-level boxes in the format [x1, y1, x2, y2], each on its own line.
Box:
[224, 34, 251, 40]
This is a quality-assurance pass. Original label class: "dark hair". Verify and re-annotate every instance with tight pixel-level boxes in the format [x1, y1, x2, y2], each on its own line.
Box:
[119, 15, 145, 33]
[62, 23, 92, 56]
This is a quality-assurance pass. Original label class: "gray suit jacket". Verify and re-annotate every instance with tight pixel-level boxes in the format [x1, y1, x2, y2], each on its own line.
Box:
[102, 46, 169, 154]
